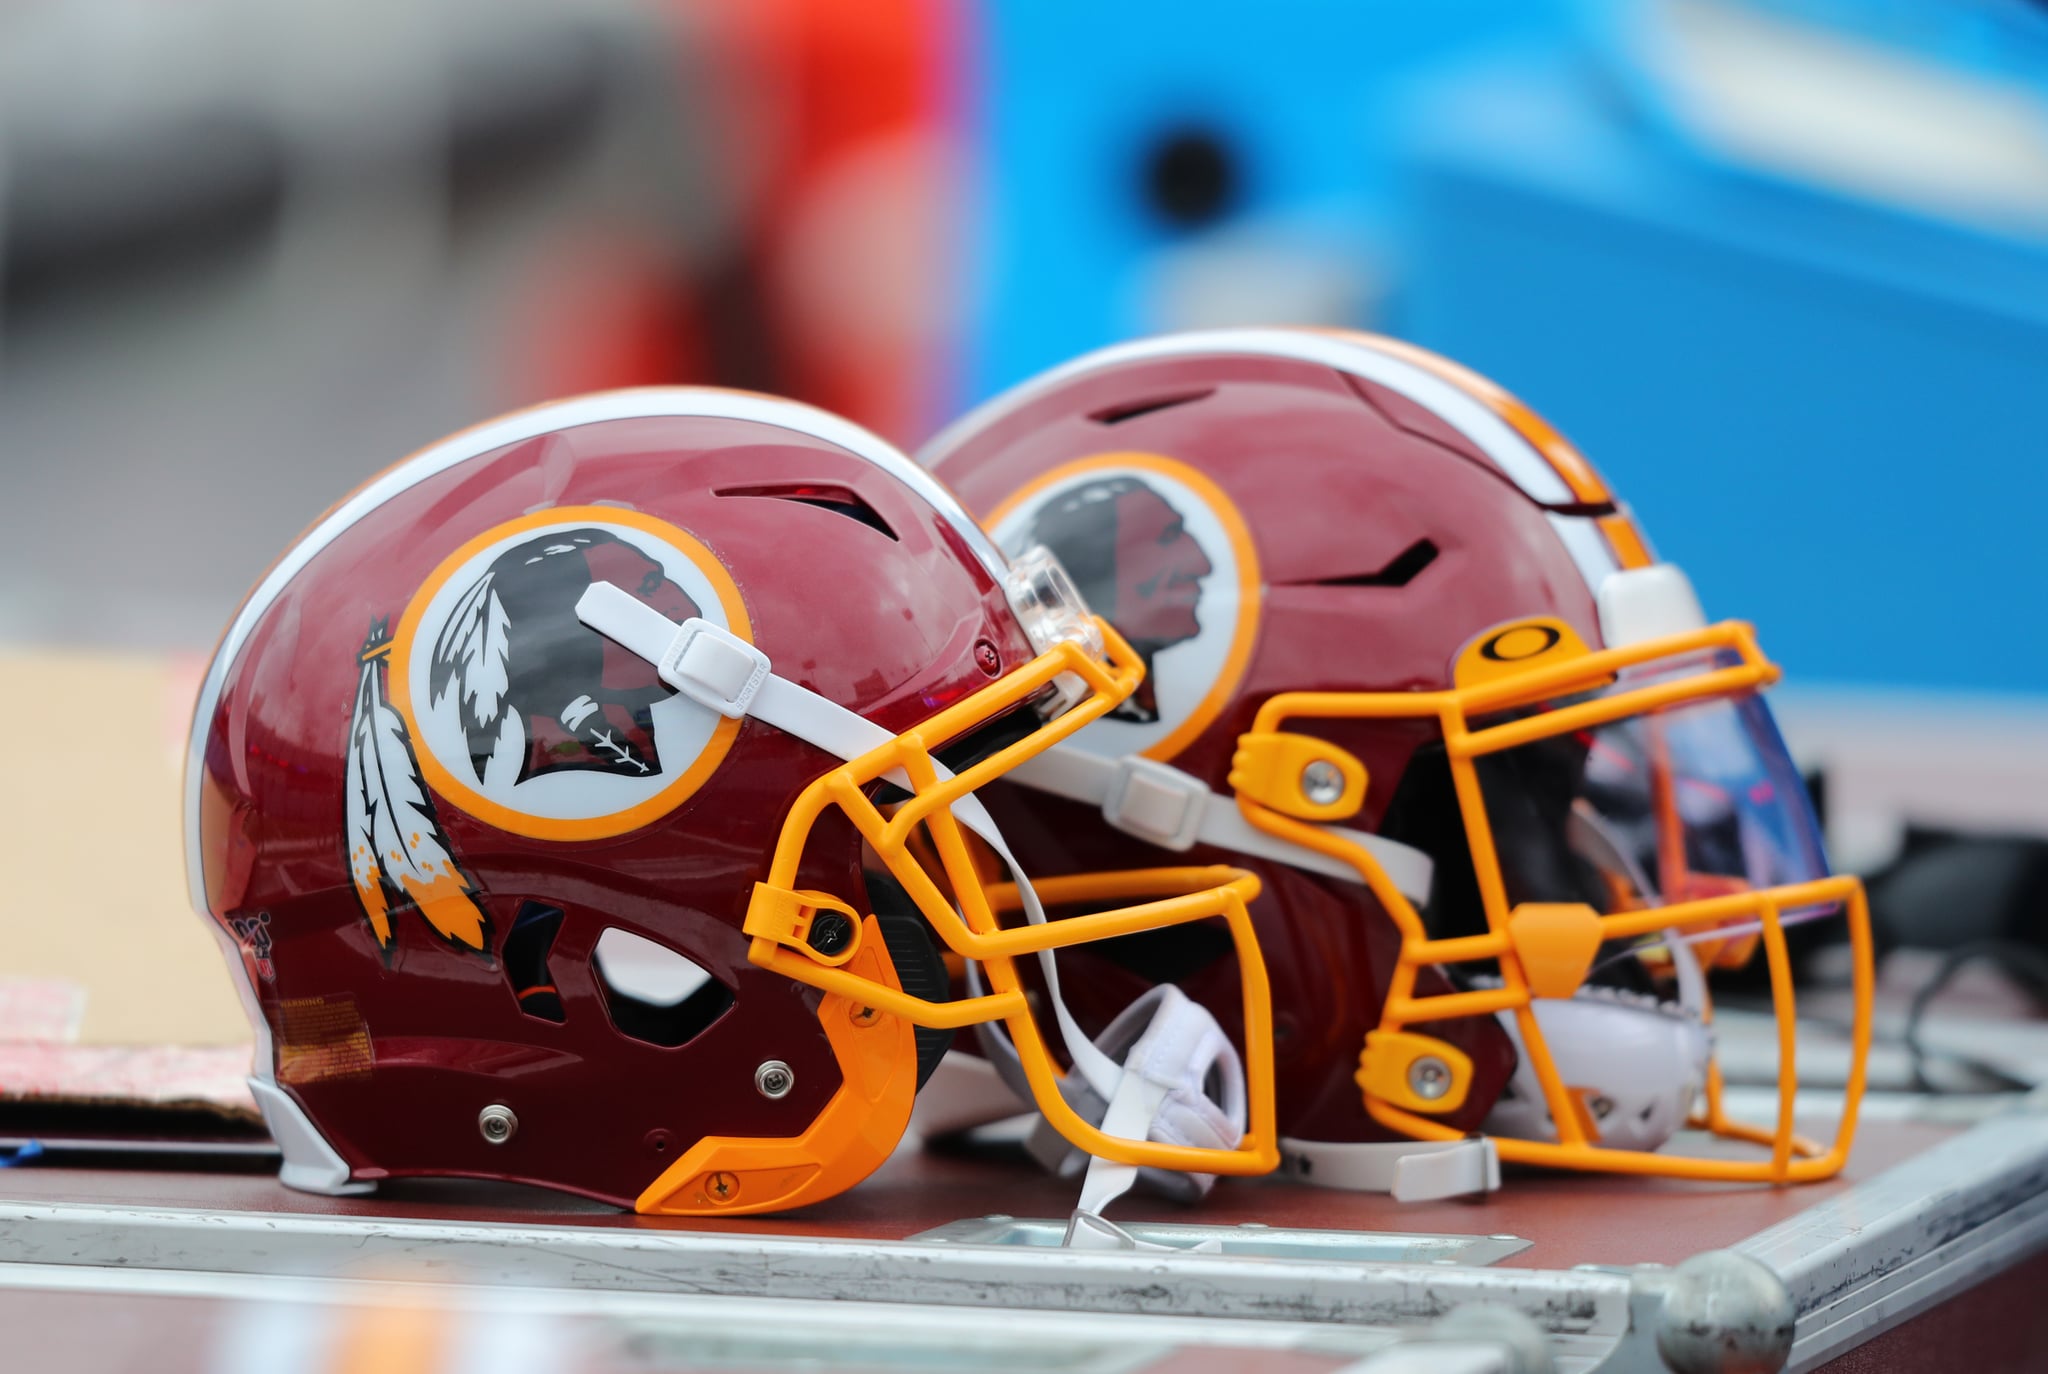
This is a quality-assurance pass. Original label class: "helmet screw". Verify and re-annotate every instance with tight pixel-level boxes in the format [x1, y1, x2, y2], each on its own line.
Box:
[706, 1171, 740, 1202]
[1300, 760, 1346, 807]
[807, 912, 854, 956]
[754, 1059, 795, 1100]
[1408, 1056, 1452, 1101]
[478, 1104, 518, 1144]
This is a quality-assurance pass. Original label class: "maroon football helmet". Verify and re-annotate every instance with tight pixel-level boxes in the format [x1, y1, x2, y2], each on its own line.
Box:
[922, 329, 1873, 1193]
[187, 387, 1281, 1215]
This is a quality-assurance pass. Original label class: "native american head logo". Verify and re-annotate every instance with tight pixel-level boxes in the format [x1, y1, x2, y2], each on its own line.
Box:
[1028, 476, 1215, 724]
[345, 508, 750, 952]
[991, 455, 1259, 762]
[429, 528, 703, 785]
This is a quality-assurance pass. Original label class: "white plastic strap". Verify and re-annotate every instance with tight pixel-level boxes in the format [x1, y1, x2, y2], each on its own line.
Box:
[576, 583, 770, 719]
[1063, 1208, 1223, 1253]
[1279, 1135, 1500, 1202]
[575, 580, 1126, 1099]
[1007, 745, 1435, 905]
[1060, 986, 1245, 1242]
[1100, 755, 1211, 850]
[1001, 982, 1243, 1215]
[1069, 1058, 1171, 1228]
[1065, 1212, 1193, 1252]
[579, 582, 937, 793]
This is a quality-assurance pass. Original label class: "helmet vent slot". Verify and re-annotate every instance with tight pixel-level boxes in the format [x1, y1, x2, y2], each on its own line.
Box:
[593, 927, 735, 1048]
[1301, 538, 1440, 589]
[503, 902, 567, 1023]
[716, 483, 897, 541]
[1088, 388, 1213, 426]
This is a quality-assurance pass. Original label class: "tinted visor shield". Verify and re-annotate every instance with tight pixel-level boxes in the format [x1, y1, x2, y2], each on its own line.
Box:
[1244, 614, 1873, 1183]
[1474, 650, 1834, 950]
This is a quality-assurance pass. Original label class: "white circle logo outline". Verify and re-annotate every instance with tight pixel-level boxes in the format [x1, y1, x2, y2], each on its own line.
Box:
[399, 514, 740, 830]
[992, 459, 1253, 762]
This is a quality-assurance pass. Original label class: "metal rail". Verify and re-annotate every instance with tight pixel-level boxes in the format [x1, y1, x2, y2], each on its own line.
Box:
[0, 1094, 2043, 1372]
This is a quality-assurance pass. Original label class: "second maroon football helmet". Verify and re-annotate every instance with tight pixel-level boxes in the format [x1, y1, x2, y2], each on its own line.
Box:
[922, 329, 1873, 1193]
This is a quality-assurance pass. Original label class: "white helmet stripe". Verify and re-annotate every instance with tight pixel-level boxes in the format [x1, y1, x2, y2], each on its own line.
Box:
[1547, 511, 1622, 593]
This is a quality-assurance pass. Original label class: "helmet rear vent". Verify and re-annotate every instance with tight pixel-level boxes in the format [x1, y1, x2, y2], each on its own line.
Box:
[592, 928, 735, 1049]
[716, 483, 897, 541]
[1088, 388, 1213, 425]
[1300, 538, 1440, 589]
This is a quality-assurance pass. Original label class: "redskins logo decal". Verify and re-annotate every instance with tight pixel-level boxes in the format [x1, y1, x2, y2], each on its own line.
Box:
[987, 453, 1260, 762]
[344, 507, 749, 951]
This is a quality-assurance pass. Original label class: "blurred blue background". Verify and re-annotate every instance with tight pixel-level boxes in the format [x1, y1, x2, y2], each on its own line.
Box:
[960, 0, 2048, 699]
[3, 0, 2045, 707]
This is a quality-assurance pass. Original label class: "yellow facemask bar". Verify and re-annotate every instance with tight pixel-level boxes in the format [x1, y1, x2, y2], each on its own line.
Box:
[1233, 615, 1873, 1184]
[737, 619, 1277, 1181]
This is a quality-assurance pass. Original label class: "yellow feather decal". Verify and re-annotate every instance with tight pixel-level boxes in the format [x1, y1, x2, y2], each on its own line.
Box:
[404, 873, 488, 951]
[345, 626, 490, 953]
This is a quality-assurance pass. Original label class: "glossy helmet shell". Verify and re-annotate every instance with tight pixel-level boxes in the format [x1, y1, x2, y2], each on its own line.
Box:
[189, 389, 1037, 1207]
[921, 329, 1656, 1145]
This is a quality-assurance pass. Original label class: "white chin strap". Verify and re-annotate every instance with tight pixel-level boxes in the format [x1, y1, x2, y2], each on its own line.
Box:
[1281, 941, 1712, 1199]
[576, 582, 1247, 1239]
[999, 728, 1455, 1209]
[1482, 936, 1713, 1154]
[1024, 984, 1246, 1250]
[1006, 748, 1435, 906]
[1018, 984, 1245, 1208]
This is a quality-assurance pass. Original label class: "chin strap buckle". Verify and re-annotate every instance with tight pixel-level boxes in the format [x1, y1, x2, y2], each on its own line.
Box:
[1100, 756, 1210, 851]
[576, 582, 770, 719]
[660, 619, 771, 718]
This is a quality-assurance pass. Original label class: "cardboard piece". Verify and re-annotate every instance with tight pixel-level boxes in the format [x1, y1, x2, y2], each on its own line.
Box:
[0, 651, 254, 1116]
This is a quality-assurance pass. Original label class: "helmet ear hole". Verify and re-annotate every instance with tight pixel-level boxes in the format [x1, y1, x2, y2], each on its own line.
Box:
[1379, 742, 1485, 939]
[503, 902, 568, 1022]
[592, 928, 734, 1048]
